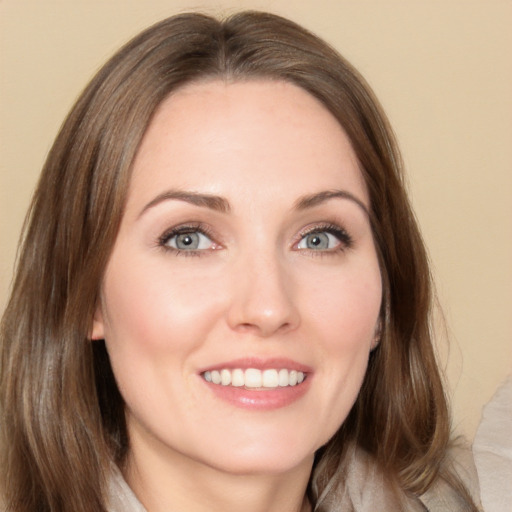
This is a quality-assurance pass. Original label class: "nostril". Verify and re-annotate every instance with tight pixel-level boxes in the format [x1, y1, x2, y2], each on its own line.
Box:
[225, 265, 301, 337]
[232, 318, 296, 338]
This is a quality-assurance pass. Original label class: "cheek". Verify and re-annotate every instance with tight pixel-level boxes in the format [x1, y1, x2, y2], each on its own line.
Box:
[98, 260, 229, 422]
[304, 263, 382, 348]
[100, 256, 226, 357]
[301, 261, 381, 420]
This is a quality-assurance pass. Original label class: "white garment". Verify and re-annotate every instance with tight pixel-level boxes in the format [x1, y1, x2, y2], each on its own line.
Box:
[473, 375, 512, 512]
[108, 469, 146, 512]
[314, 443, 481, 512]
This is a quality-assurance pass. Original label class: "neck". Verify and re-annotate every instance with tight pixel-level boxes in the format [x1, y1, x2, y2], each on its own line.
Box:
[123, 435, 313, 512]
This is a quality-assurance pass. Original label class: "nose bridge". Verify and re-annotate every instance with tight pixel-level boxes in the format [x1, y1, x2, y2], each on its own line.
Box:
[227, 242, 300, 337]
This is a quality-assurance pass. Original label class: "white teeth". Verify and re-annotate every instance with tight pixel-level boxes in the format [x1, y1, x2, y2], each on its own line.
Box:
[221, 369, 231, 386]
[245, 368, 262, 388]
[262, 369, 279, 388]
[232, 368, 244, 387]
[278, 369, 289, 386]
[202, 368, 306, 388]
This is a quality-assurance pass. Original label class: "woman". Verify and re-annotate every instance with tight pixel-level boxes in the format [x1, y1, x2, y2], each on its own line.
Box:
[0, 11, 480, 512]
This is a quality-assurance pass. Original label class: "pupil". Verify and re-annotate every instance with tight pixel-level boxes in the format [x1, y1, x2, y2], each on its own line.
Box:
[176, 232, 199, 249]
[307, 232, 328, 250]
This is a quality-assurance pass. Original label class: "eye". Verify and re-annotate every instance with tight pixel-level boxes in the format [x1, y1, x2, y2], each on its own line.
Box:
[295, 225, 352, 252]
[297, 232, 338, 250]
[159, 226, 216, 252]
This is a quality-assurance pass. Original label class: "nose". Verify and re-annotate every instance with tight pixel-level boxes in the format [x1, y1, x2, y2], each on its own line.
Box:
[226, 251, 300, 338]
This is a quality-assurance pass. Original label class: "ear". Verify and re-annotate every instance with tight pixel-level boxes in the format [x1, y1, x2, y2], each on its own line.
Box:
[371, 319, 382, 350]
[89, 305, 105, 341]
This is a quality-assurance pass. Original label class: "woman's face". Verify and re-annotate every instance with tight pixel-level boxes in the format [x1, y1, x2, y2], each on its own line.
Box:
[92, 80, 382, 477]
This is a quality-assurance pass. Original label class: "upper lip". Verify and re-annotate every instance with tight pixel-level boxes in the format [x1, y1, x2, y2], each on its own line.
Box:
[197, 357, 313, 374]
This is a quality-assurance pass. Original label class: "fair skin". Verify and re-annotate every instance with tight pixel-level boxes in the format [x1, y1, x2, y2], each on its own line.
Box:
[92, 80, 382, 512]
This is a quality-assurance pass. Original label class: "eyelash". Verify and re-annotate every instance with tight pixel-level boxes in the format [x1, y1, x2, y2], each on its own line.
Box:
[295, 223, 353, 255]
[157, 223, 217, 257]
[156, 222, 353, 256]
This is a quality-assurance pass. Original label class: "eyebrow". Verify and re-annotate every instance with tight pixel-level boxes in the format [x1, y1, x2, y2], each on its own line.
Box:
[139, 190, 231, 218]
[138, 188, 368, 218]
[294, 189, 369, 216]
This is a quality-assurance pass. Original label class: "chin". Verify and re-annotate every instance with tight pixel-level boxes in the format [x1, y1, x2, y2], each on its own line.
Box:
[187, 429, 321, 477]
[202, 449, 315, 477]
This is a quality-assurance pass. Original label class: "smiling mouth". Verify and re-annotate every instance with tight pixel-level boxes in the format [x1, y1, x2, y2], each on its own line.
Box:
[202, 368, 306, 388]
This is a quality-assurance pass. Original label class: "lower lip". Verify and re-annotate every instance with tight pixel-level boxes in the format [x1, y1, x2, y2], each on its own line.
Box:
[201, 377, 311, 410]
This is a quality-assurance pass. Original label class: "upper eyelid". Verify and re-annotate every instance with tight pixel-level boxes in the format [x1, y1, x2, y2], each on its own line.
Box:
[296, 222, 351, 238]
[158, 223, 215, 245]
[298, 223, 344, 234]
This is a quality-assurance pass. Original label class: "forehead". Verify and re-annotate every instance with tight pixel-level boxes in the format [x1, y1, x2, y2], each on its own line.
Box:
[128, 79, 368, 213]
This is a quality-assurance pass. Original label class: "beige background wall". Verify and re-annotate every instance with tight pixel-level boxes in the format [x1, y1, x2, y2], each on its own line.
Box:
[1, 0, 511, 442]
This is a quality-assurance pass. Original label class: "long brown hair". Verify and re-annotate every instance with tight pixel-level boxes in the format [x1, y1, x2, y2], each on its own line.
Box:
[0, 11, 476, 511]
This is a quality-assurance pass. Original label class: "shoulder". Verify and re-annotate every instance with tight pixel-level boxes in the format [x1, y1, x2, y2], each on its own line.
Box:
[313, 445, 426, 511]
[473, 375, 512, 511]
[419, 444, 483, 512]
[313, 443, 482, 512]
